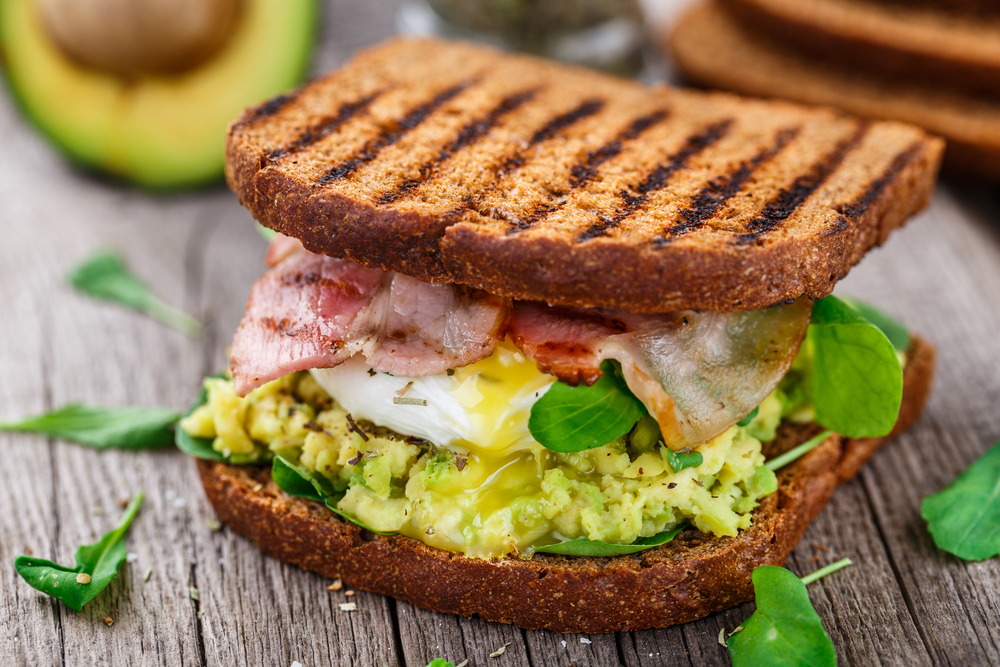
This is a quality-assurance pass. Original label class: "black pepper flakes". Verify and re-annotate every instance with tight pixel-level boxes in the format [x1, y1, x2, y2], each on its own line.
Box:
[345, 414, 369, 442]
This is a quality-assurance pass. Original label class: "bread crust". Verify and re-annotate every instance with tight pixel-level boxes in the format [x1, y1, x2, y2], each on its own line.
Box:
[225, 38, 941, 313]
[196, 336, 934, 633]
[723, 0, 1000, 99]
[670, 2, 1000, 180]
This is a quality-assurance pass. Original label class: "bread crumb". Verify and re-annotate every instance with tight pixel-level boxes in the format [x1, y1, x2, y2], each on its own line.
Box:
[327, 579, 343, 591]
[489, 642, 510, 657]
[75, 573, 91, 585]
[344, 590, 355, 597]
[252, 483, 263, 492]
[104, 617, 113, 626]
[580, 638, 591, 645]
[339, 602, 357, 612]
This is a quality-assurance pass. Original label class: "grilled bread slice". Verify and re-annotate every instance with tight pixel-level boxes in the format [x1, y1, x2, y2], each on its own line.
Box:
[226, 38, 942, 314]
[670, 2, 1000, 180]
[722, 0, 1000, 99]
[197, 335, 934, 633]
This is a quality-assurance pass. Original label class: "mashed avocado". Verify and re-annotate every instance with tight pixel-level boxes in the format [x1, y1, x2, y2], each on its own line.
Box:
[180, 365, 801, 559]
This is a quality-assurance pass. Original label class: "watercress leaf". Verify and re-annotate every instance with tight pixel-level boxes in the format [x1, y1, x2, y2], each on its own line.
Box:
[529, 360, 645, 453]
[325, 498, 397, 536]
[0, 405, 178, 450]
[68, 250, 201, 336]
[727, 566, 836, 667]
[15, 492, 144, 611]
[922, 441, 1000, 561]
[272, 456, 337, 503]
[425, 660, 455, 667]
[534, 523, 687, 557]
[809, 295, 902, 438]
[666, 449, 703, 473]
[737, 407, 759, 427]
[839, 297, 910, 352]
[175, 374, 227, 461]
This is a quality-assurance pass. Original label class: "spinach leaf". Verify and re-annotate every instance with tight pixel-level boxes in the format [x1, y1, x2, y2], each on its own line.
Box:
[839, 297, 910, 352]
[666, 449, 703, 473]
[529, 360, 646, 453]
[69, 250, 201, 336]
[272, 456, 339, 503]
[765, 430, 833, 472]
[533, 523, 687, 557]
[922, 441, 1000, 561]
[809, 296, 902, 438]
[175, 375, 228, 461]
[15, 492, 144, 611]
[737, 407, 759, 427]
[270, 456, 396, 536]
[727, 564, 838, 667]
[0, 405, 178, 450]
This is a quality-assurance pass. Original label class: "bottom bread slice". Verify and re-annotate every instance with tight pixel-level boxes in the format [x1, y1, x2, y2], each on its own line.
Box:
[668, 1, 1000, 180]
[197, 336, 934, 633]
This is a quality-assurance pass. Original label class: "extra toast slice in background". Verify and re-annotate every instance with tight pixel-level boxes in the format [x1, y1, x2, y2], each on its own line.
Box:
[197, 336, 934, 634]
[669, 2, 1000, 180]
[721, 0, 1000, 98]
[226, 38, 942, 314]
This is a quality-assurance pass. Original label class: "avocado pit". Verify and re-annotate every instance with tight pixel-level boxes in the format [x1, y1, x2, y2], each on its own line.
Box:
[37, 0, 243, 77]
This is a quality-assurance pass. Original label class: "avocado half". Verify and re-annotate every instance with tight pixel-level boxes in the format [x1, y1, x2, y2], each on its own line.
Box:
[0, 0, 316, 189]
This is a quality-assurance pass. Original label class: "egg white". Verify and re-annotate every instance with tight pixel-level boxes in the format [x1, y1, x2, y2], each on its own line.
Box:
[310, 342, 554, 453]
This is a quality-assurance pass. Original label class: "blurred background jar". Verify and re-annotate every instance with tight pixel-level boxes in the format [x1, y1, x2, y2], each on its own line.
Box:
[397, 0, 647, 76]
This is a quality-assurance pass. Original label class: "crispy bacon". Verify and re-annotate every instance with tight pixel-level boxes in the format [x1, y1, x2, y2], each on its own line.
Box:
[509, 300, 813, 448]
[263, 232, 304, 266]
[230, 248, 510, 396]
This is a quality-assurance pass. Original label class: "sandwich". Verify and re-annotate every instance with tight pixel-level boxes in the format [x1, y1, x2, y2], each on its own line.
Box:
[667, 0, 1000, 180]
[177, 38, 942, 633]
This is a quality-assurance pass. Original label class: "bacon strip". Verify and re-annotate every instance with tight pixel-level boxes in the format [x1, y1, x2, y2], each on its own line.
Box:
[230, 244, 510, 396]
[509, 300, 813, 448]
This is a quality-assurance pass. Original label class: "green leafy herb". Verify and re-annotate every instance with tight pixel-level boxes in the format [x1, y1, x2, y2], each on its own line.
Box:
[666, 448, 703, 473]
[529, 360, 646, 453]
[726, 559, 851, 667]
[69, 250, 201, 336]
[737, 407, 759, 427]
[269, 456, 396, 536]
[272, 456, 339, 503]
[922, 441, 1000, 561]
[765, 430, 833, 472]
[425, 660, 455, 667]
[175, 375, 228, 461]
[0, 405, 178, 450]
[809, 296, 902, 438]
[257, 225, 277, 241]
[839, 297, 910, 352]
[15, 492, 145, 611]
[534, 523, 687, 557]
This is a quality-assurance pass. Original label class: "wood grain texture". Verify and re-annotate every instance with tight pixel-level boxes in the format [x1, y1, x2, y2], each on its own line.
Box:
[2, 0, 1000, 665]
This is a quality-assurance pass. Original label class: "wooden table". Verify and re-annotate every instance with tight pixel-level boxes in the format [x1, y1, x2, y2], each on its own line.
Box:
[3, 1, 999, 665]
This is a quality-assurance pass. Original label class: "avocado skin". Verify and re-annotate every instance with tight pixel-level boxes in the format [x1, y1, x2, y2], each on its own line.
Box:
[0, 0, 318, 190]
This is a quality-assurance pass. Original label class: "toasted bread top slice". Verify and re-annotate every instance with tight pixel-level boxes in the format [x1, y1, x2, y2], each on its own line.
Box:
[226, 38, 942, 313]
[670, 2, 1000, 180]
[722, 0, 1000, 98]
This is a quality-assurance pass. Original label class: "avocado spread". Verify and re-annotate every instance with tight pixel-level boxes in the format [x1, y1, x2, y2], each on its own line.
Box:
[180, 342, 826, 559]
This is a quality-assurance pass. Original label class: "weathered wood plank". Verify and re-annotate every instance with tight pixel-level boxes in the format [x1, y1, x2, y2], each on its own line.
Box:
[395, 602, 528, 667]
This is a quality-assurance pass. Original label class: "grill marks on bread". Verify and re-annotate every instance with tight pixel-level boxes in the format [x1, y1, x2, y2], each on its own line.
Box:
[226, 38, 943, 313]
[736, 121, 871, 244]
[317, 81, 472, 185]
[577, 119, 734, 241]
[658, 126, 800, 243]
